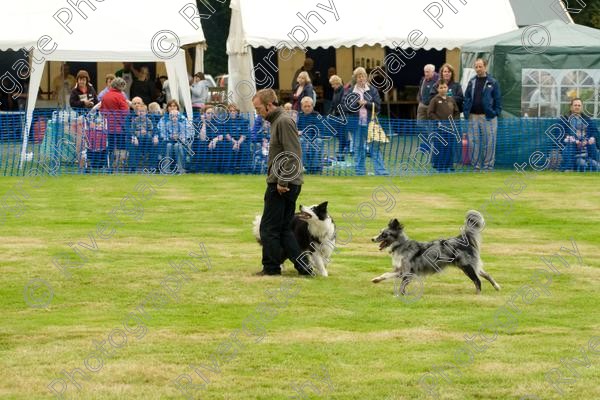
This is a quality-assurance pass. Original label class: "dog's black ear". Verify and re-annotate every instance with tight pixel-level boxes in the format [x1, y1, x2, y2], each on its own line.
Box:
[389, 218, 401, 230]
[318, 201, 328, 210]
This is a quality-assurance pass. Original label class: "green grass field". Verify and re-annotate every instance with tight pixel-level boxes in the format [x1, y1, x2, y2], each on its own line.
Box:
[1, 172, 599, 399]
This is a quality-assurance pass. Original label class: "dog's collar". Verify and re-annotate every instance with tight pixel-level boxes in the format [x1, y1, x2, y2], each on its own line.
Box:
[390, 243, 403, 253]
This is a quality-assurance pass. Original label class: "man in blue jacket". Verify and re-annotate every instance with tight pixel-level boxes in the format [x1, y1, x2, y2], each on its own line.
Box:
[417, 64, 438, 120]
[463, 59, 502, 171]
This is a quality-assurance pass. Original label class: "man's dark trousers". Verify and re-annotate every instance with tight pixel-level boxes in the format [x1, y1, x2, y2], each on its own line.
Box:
[260, 183, 306, 274]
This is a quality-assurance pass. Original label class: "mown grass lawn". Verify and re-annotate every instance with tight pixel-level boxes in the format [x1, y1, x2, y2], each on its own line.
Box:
[0, 172, 599, 400]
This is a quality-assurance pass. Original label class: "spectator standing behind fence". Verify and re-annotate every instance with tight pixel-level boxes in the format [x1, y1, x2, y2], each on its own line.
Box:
[97, 74, 113, 102]
[291, 72, 315, 112]
[155, 75, 168, 108]
[53, 63, 76, 108]
[100, 77, 130, 172]
[283, 102, 298, 121]
[148, 102, 164, 168]
[328, 74, 349, 161]
[342, 67, 388, 176]
[291, 57, 320, 89]
[115, 62, 140, 99]
[416, 64, 438, 121]
[206, 106, 229, 173]
[128, 102, 158, 172]
[249, 114, 269, 144]
[249, 114, 271, 174]
[297, 96, 324, 174]
[85, 113, 108, 171]
[157, 100, 192, 174]
[98, 74, 127, 102]
[193, 106, 219, 173]
[323, 67, 337, 114]
[463, 58, 502, 172]
[130, 66, 156, 107]
[120, 96, 143, 171]
[148, 102, 163, 117]
[70, 70, 98, 110]
[191, 72, 211, 112]
[559, 98, 599, 171]
[225, 103, 250, 173]
[430, 63, 463, 113]
[428, 81, 461, 172]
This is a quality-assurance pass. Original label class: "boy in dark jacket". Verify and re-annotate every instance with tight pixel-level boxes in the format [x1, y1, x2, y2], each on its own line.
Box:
[428, 81, 460, 171]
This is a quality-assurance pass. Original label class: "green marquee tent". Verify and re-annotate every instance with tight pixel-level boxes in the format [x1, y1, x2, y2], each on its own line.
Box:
[461, 20, 600, 118]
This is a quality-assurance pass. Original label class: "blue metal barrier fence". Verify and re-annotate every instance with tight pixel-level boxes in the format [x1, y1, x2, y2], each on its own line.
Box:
[1, 108, 598, 176]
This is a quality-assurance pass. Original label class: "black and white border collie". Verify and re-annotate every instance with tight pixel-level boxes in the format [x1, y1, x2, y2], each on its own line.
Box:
[253, 202, 336, 276]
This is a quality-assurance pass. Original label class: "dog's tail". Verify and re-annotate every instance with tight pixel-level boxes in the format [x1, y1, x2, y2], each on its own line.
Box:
[252, 215, 262, 244]
[463, 210, 485, 248]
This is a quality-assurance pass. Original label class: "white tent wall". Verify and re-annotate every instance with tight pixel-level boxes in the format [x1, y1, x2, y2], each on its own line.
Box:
[40, 58, 196, 105]
[228, 0, 520, 112]
[195, 44, 207, 73]
[0, 0, 206, 169]
[227, 0, 256, 113]
[20, 52, 46, 169]
[235, 0, 518, 49]
[227, 53, 256, 113]
[167, 51, 195, 117]
[20, 51, 194, 169]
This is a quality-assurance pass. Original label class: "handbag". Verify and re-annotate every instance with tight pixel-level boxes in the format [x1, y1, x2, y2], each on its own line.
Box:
[367, 103, 389, 143]
[461, 134, 471, 165]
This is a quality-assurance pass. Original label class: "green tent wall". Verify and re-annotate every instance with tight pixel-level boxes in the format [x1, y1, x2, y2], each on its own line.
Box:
[461, 20, 600, 117]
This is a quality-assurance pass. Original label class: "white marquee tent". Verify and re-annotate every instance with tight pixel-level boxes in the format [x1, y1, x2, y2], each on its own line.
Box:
[227, 0, 523, 111]
[0, 0, 206, 167]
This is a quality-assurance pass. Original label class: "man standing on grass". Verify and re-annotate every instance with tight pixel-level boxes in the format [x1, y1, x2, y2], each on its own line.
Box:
[252, 89, 310, 276]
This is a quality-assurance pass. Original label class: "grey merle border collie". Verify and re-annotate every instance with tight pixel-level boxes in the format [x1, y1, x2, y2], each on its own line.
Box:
[371, 210, 500, 294]
[253, 202, 336, 277]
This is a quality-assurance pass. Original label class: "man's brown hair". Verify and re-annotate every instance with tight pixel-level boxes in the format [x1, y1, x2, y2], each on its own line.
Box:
[253, 88, 279, 106]
[475, 58, 488, 67]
